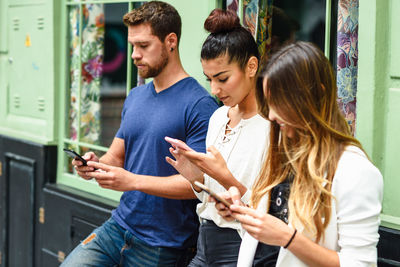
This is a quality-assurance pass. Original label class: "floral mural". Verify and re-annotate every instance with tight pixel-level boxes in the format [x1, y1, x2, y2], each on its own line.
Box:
[69, 4, 104, 144]
[242, 0, 273, 61]
[256, 0, 273, 61]
[337, 0, 359, 135]
[243, 0, 259, 38]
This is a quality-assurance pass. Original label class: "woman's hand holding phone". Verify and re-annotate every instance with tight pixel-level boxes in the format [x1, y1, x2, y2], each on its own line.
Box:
[165, 137, 231, 185]
[229, 204, 294, 247]
[165, 136, 204, 186]
[164, 136, 194, 151]
[194, 181, 232, 207]
[213, 186, 246, 222]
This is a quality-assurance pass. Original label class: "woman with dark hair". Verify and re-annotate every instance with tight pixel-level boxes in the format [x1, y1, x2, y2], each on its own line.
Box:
[165, 8, 273, 266]
[216, 41, 383, 266]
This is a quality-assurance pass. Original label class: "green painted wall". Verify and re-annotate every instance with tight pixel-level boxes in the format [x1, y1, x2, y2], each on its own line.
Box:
[172, 0, 222, 91]
[357, 0, 400, 230]
[0, 0, 7, 129]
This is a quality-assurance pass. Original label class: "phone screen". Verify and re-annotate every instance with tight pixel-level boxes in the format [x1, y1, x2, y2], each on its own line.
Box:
[194, 181, 231, 207]
[63, 148, 88, 166]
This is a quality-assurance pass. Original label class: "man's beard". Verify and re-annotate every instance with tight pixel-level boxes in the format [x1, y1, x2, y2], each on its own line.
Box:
[136, 46, 169, 79]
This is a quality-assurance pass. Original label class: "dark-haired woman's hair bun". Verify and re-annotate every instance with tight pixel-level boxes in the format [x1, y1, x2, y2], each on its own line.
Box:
[204, 9, 241, 34]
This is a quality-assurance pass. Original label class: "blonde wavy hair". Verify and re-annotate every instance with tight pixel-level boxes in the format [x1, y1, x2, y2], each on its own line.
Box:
[253, 42, 363, 242]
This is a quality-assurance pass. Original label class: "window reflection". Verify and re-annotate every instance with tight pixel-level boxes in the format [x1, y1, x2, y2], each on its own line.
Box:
[100, 3, 130, 147]
[273, 0, 326, 51]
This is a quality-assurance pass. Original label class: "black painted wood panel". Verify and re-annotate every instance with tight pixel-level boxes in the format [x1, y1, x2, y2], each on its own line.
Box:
[41, 185, 116, 266]
[0, 135, 57, 267]
[6, 154, 35, 267]
[0, 135, 117, 267]
[378, 227, 400, 266]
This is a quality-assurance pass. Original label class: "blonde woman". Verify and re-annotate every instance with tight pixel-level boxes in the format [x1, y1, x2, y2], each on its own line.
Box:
[216, 41, 383, 266]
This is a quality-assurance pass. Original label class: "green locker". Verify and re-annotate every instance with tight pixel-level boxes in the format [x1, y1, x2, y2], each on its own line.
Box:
[0, 3, 57, 144]
[8, 5, 50, 119]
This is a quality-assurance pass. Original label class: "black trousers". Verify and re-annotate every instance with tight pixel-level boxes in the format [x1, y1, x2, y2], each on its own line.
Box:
[189, 219, 241, 267]
[188, 219, 279, 267]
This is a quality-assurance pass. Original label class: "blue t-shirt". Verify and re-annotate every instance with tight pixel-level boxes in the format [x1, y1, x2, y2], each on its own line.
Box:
[112, 77, 218, 249]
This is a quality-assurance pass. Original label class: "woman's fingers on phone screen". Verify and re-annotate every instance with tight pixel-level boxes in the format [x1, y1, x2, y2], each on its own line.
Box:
[228, 186, 243, 205]
[215, 202, 235, 221]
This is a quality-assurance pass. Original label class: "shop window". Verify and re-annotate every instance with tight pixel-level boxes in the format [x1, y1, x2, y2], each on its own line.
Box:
[274, 0, 326, 50]
[58, 1, 143, 200]
[272, 0, 338, 64]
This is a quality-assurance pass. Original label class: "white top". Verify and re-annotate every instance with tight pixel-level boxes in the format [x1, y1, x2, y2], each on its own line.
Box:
[194, 105, 270, 231]
[238, 146, 384, 267]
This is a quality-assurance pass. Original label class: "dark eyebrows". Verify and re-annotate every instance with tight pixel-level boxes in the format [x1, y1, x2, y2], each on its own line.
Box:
[128, 40, 150, 46]
[203, 70, 229, 78]
[134, 41, 149, 45]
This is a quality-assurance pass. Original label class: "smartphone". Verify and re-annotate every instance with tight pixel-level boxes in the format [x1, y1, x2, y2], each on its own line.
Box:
[63, 148, 88, 166]
[165, 136, 194, 151]
[194, 181, 231, 207]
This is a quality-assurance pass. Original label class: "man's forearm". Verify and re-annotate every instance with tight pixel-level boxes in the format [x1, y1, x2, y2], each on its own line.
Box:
[99, 137, 125, 168]
[134, 174, 197, 199]
[100, 152, 124, 168]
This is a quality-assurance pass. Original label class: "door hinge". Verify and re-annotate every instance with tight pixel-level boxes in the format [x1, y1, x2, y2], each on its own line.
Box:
[0, 161, 2, 176]
[39, 207, 45, 224]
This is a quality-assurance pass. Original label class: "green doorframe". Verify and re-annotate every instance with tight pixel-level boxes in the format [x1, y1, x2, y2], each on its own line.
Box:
[357, 0, 400, 230]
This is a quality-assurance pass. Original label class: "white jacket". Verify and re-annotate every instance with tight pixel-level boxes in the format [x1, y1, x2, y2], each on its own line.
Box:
[238, 146, 383, 267]
[194, 106, 270, 230]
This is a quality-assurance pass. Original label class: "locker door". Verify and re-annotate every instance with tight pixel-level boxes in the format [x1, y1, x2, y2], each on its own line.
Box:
[8, 5, 52, 119]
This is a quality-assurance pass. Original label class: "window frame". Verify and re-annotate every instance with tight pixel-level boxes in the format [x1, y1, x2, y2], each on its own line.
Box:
[56, 1, 141, 202]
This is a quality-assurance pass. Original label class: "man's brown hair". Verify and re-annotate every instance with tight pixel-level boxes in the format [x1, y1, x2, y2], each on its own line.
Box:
[123, 1, 182, 44]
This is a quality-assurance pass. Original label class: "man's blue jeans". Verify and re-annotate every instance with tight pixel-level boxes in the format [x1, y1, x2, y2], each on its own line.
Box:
[60, 217, 187, 267]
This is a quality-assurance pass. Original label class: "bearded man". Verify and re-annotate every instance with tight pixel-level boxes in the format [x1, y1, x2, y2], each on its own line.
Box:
[61, 1, 218, 266]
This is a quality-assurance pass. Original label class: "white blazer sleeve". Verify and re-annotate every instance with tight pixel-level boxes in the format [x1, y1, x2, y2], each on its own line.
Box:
[237, 195, 270, 266]
[333, 150, 383, 266]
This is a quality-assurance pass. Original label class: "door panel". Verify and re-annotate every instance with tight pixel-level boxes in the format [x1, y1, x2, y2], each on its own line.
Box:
[8, 5, 51, 119]
[6, 154, 36, 267]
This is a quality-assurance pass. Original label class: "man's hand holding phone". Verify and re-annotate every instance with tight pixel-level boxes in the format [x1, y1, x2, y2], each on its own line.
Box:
[64, 149, 99, 180]
[75, 152, 99, 180]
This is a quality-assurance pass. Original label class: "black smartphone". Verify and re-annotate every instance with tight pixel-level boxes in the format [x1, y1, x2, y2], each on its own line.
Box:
[194, 181, 231, 207]
[63, 148, 88, 166]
